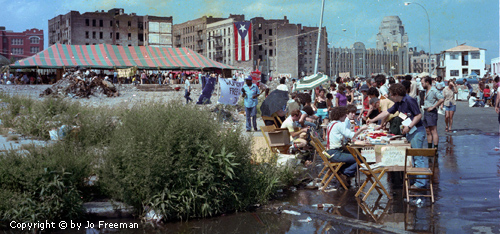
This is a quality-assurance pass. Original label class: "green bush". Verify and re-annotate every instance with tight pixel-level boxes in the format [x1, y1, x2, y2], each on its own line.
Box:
[99, 101, 285, 220]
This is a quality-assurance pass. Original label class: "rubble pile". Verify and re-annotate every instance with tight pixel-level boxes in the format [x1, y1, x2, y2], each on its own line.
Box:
[41, 73, 119, 98]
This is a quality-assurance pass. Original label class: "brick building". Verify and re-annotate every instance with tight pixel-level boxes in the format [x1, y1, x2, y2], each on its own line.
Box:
[0, 26, 44, 62]
[48, 8, 173, 47]
[172, 16, 228, 57]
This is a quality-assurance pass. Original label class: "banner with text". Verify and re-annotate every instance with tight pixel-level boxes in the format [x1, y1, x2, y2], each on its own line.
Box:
[218, 78, 244, 105]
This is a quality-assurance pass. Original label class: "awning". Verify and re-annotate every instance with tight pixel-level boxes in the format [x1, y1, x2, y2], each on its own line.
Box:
[10, 43, 237, 70]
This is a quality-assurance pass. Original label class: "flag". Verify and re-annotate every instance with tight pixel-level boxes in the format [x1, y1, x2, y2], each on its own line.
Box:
[234, 21, 252, 61]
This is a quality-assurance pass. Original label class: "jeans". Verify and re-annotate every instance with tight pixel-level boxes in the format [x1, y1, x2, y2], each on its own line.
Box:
[473, 101, 485, 107]
[246, 106, 257, 131]
[406, 125, 427, 188]
[326, 149, 358, 177]
[184, 90, 192, 104]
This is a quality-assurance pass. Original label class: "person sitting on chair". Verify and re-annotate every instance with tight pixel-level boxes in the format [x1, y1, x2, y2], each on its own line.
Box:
[326, 106, 368, 182]
[281, 109, 309, 149]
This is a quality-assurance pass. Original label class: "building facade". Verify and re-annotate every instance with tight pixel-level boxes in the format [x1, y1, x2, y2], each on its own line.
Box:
[439, 44, 486, 80]
[408, 47, 438, 75]
[330, 42, 406, 78]
[48, 8, 173, 47]
[491, 57, 499, 76]
[0, 26, 43, 62]
[206, 15, 252, 71]
[376, 16, 409, 52]
[173, 16, 229, 57]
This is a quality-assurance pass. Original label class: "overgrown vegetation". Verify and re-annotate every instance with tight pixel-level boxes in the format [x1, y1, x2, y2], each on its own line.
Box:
[0, 94, 294, 226]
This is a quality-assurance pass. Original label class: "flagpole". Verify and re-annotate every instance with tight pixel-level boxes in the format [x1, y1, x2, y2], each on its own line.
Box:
[312, 0, 326, 100]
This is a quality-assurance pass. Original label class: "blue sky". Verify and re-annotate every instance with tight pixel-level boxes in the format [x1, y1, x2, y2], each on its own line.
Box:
[1, 0, 498, 62]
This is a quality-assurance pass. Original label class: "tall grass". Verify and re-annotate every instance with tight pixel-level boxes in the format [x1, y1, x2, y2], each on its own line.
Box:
[0, 94, 293, 224]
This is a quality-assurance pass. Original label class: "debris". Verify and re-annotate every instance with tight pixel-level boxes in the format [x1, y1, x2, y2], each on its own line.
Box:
[282, 210, 301, 216]
[298, 217, 312, 223]
[40, 73, 119, 98]
[289, 186, 297, 192]
[144, 208, 163, 222]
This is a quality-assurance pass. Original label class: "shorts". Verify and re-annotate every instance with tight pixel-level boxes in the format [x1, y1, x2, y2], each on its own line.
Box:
[443, 104, 456, 112]
[423, 110, 438, 127]
[316, 108, 328, 120]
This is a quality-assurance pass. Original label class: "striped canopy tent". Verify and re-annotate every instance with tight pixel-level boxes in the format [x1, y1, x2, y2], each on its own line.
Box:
[9, 43, 237, 70]
[296, 73, 329, 91]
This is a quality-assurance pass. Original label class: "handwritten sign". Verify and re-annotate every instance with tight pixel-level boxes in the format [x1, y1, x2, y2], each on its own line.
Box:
[380, 146, 411, 166]
[361, 148, 376, 163]
[218, 78, 244, 105]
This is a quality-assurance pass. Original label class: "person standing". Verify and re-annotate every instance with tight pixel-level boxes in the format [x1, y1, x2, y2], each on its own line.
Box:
[368, 83, 427, 189]
[435, 76, 445, 94]
[113, 70, 118, 84]
[336, 84, 348, 107]
[242, 76, 260, 132]
[184, 76, 192, 104]
[421, 77, 444, 149]
[442, 80, 458, 132]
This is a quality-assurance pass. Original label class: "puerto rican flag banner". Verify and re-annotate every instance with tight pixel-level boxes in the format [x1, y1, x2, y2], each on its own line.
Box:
[234, 21, 252, 61]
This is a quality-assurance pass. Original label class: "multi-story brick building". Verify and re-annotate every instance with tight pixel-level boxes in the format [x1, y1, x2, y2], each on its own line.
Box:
[205, 15, 252, 71]
[297, 26, 328, 77]
[48, 8, 172, 47]
[409, 47, 439, 75]
[172, 16, 228, 57]
[0, 26, 44, 62]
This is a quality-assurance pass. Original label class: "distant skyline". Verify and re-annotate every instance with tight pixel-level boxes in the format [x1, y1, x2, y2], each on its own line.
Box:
[1, 0, 498, 62]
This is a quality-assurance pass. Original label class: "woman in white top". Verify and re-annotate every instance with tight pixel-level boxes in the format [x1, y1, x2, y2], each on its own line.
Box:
[441, 80, 458, 132]
[326, 106, 367, 178]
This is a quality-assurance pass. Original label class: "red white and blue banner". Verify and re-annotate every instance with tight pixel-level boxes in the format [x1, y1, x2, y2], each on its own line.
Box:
[234, 21, 252, 61]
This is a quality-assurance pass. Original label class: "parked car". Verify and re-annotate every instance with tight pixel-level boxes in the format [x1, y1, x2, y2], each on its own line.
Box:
[455, 77, 479, 85]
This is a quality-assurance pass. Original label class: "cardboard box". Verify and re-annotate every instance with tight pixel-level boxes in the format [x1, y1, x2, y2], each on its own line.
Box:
[267, 128, 291, 147]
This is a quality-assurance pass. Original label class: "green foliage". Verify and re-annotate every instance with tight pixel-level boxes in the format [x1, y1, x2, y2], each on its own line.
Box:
[99, 101, 285, 220]
[0, 94, 294, 223]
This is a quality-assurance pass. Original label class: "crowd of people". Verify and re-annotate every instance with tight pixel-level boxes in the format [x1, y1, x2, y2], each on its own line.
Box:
[251, 73, 500, 189]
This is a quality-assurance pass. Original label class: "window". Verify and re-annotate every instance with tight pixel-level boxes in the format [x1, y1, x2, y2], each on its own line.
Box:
[471, 52, 480, 59]
[450, 70, 459, 76]
[92, 31, 96, 39]
[269, 49, 273, 57]
[30, 47, 39, 53]
[128, 21, 131, 27]
[110, 32, 113, 39]
[99, 32, 103, 39]
[11, 48, 23, 54]
[128, 33, 131, 40]
[110, 21, 113, 27]
[269, 39, 273, 46]
[85, 31, 89, 39]
[116, 32, 120, 40]
[450, 52, 459, 60]
[11, 39, 23, 45]
[92, 19, 96, 27]
[30, 37, 40, 44]
[258, 34, 262, 40]
[116, 21, 119, 27]
[259, 45, 262, 51]
[85, 19, 89, 26]
[269, 29, 273, 35]
[99, 20, 103, 27]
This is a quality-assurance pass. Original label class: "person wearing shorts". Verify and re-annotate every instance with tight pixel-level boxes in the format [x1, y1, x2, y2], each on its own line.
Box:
[442, 80, 458, 132]
[421, 77, 444, 149]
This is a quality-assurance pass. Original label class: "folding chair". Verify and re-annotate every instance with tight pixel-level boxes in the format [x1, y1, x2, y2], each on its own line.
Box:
[404, 148, 438, 203]
[356, 196, 392, 223]
[261, 116, 280, 128]
[346, 146, 392, 201]
[260, 126, 290, 154]
[310, 136, 348, 190]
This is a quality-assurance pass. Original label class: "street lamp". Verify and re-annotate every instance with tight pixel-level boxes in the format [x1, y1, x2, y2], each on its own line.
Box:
[405, 2, 431, 75]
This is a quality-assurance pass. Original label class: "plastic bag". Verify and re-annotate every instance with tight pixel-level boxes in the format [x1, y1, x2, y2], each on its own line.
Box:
[438, 107, 445, 115]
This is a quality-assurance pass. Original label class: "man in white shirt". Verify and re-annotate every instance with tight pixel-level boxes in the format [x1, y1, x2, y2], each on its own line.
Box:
[184, 77, 192, 104]
[276, 77, 289, 92]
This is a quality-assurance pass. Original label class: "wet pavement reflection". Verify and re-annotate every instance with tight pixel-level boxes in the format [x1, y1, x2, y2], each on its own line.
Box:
[54, 134, 500, 233]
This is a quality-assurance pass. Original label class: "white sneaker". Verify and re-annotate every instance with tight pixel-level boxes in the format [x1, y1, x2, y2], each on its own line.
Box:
[485, 105, 490, 108]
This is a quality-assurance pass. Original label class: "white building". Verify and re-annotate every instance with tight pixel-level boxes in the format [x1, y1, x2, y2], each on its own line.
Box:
[439, 44, 486, 80]
[492, 57, 500, 76]
[206, 18, 253, 72]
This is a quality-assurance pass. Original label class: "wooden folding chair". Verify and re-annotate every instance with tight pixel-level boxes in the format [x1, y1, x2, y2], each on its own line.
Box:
[310, 136, 348, 190]
[260, 126, 290, 154]
[346, 146, 392, 201]
[261, 116, 280, 128]
[404, 148, 438, 203]
[356, 196, 392, 223]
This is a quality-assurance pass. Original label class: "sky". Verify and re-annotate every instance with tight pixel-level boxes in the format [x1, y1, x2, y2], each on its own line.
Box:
[1, 0, 498, 62]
